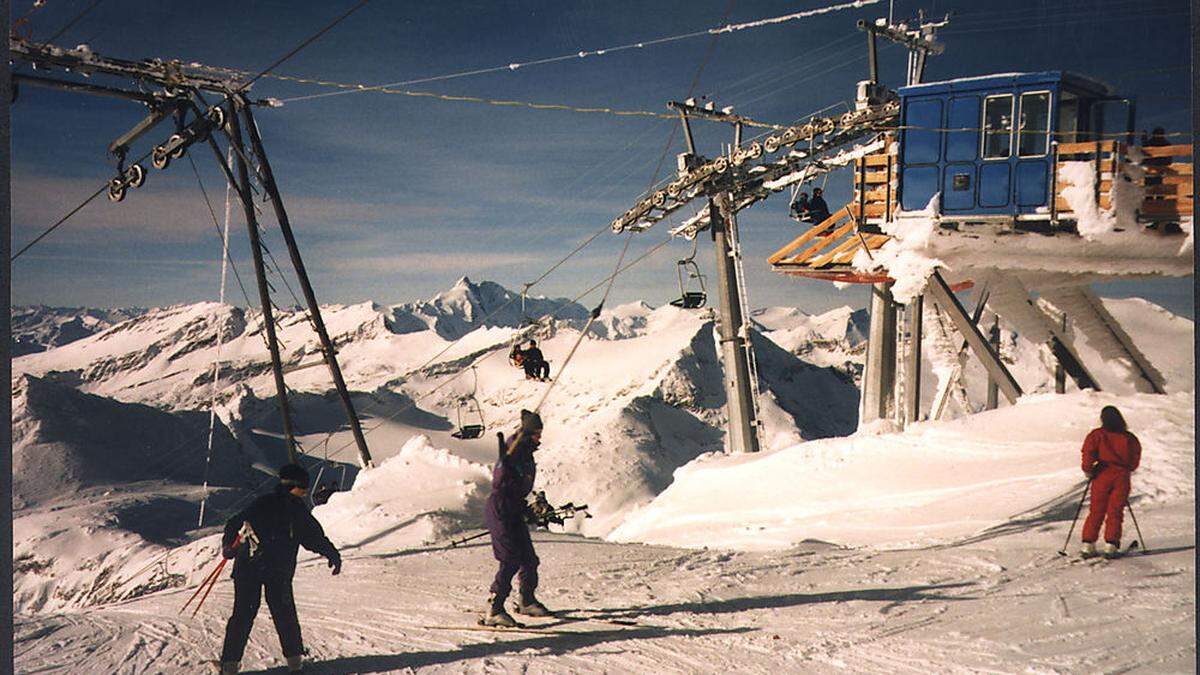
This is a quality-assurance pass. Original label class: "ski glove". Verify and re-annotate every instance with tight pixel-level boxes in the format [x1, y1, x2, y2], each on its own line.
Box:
[327, 551, 342, 576]
[222, 544, 238, 560]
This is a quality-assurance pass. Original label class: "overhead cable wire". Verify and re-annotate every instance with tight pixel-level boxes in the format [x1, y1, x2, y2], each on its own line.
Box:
[235, 0, 374, 93]
[10, 183, 108, 261]
[530, 0, 738, 413]
[273, 0, 879, 105]
[533, 230, 635, 414]
[43, 0, 105, 43]
[12, 0, 370, 262]
[188, 154, 257, 312]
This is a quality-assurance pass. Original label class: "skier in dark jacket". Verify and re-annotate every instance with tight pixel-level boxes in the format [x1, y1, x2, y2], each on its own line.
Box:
[1079, 406, 1142, 559]
[482, 410, 551, 626]
[790, 191, 811, 222]
[217, 464, 341, 674]
[520, 340, 551, 381]
[808, 187, 832, 225]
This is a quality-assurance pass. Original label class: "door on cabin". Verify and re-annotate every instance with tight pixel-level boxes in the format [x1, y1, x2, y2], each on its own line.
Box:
[942, 95, 979, 214]
[1014, 90, 1052, 213]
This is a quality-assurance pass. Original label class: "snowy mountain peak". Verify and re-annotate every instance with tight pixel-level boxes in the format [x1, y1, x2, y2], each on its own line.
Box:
[394, 278, 589, 340]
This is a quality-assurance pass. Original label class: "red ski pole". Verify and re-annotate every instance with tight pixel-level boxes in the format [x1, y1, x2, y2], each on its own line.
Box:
[181, 534, 241, 616]
[191, 556, 230, 617]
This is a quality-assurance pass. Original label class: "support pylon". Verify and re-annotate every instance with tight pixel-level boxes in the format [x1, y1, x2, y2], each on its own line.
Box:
[710, 192, 760, 454]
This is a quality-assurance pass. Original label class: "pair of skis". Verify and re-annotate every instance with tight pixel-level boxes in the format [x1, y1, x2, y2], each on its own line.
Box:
[425, 611, 641, 635]
[1072, 540, 1141, 563]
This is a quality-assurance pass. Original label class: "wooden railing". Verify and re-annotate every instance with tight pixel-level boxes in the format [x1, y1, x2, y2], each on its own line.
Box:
[1138, 143, 1194, 220]
[1051, 140, 1193, 222]
[767, 204, 891, 282]
[768, 141, 897, 281]
[853, 143, 897, 223]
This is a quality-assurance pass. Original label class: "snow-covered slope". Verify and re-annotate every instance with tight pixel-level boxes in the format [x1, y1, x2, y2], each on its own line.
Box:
[12, 374, 257, 509]
[11, 305, 145, 356]
[11, 374, 267, 614]
[611, 390, 1194, 550]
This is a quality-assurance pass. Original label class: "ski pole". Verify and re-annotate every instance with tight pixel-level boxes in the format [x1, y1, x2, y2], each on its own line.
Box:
[181, 534, 240, 615]
[1125, 500, 1148, 553]
[1057, 480, 1091, 556]
[180, 558, 224, 615]
[191, 556, 230, 617]
[449, 530, 489, 548]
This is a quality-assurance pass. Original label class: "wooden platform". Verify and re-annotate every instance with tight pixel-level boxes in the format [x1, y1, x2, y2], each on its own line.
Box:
[768, 204, 893, 283]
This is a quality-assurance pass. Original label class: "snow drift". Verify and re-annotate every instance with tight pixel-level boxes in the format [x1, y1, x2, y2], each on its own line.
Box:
[611, 390, 1194, 550]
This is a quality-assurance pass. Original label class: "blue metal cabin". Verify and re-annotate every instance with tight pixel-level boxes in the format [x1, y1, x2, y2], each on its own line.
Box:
[896, 71, 1132, 219]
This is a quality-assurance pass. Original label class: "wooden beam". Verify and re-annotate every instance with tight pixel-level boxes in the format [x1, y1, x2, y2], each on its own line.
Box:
[1154, 174, 1193, 186]
[859, 202, 887, 217]
[1141, 200, 1193, 216]
[926, 271, 1022, 404]
[1055, 196, 1112, 211]
[784, 219, 858, 264]
[767, 207, 852, 264]
[861, 154, 892, 167]
[1056, 140, 1120, 155]
[831, 234, 889, 264]
[810, 233, 870, 267]
[857, 170, 890, 184]
[1142, 162, 1190, 174]
[860, 186, 890, 202]
[1138, 144, 1192, 158]
[1144, 183, 1194, 196]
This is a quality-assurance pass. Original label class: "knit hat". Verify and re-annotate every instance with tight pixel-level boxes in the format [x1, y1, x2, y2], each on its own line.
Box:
[278, 463, 310, 489]
[520, 409, 544, 434]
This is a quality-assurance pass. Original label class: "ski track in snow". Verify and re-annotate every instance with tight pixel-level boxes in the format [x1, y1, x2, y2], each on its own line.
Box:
[15, 501, 1194, 673]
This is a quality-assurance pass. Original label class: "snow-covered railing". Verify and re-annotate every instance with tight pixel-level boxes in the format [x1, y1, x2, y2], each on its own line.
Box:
[1052, 140, 1193, 228]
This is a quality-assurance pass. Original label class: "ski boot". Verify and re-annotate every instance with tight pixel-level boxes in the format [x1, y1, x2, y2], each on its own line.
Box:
[1102, 542, 1122, 560]
[211, 661, 239, 675]
[1079, 542, 1099, 559]
[483, 593, 519, 627]
[515, 594, 553, 617]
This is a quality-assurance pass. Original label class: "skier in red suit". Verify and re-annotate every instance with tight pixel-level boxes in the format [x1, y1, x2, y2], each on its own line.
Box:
[1079, 406, 1142, 559]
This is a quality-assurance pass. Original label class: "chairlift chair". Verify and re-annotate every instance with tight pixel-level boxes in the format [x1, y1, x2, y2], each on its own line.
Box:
[669, 240, 707, 309]
[450, 366, 487, 439]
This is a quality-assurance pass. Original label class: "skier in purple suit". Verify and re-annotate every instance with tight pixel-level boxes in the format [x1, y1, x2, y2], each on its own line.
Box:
[482, 409, 552, 626]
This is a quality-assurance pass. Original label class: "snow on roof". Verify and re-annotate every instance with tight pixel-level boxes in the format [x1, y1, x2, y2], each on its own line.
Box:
[899, 71, 1113, 96]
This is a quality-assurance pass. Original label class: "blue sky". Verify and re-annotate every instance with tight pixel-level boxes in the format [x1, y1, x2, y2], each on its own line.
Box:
[10, 0, 1194, 317]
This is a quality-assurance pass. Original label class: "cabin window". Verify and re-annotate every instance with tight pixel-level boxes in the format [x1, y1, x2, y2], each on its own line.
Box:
[1057, 93, 1080, 144]
[981, 94, 1013, 159]
[1018, 91, 1051, 156]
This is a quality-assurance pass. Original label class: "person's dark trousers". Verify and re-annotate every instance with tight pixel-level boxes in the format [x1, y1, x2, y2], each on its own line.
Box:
[534, 361, 550, 380]
[220, 565, 305, 663]
[488, 518, 540, 603]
